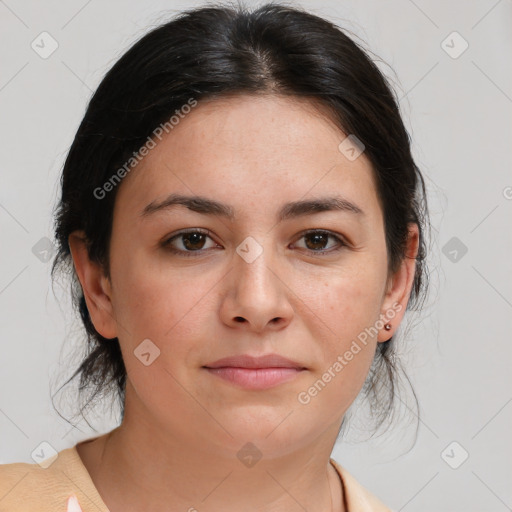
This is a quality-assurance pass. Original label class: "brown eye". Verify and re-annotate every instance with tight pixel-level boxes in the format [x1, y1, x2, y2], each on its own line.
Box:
[181, 232, 207, 250]
[163, 229, 218, 256]
[304, 232, 329, 250]
[294, 230, 346, 255]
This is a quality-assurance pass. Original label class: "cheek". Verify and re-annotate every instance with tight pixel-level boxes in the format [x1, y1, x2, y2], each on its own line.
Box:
[110, 266, 211, 407]
[110, 257, 217, 369]
[111, 243, 211, 328]
[293, 263, 384, 406]
[295, 259, 385, 336]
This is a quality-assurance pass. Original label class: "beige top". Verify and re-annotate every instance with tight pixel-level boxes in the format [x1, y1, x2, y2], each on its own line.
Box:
[0, 444, 392, 511]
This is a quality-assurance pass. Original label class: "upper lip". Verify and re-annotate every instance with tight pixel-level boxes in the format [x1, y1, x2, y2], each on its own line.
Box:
[203, 354, 306, 370]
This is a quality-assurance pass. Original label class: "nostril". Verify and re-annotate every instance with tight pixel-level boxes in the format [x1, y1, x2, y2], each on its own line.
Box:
[234, 317, 245, 323]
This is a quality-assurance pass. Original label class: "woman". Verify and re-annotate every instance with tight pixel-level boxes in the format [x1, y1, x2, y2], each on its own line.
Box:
[0, 2, 429, 511]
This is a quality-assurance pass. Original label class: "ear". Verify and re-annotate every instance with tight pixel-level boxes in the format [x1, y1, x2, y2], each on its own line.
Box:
[377, 223, 420, 342]
[68, 230, 118, 340]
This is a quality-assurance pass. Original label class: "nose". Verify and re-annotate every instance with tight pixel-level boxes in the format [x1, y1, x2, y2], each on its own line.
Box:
[219, 240, 294, 333]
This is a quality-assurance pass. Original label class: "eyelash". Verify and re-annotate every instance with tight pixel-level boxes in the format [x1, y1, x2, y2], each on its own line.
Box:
[162, 228, 347, 257]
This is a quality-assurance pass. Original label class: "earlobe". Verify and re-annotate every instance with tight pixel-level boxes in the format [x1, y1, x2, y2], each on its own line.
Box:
[68, 231, 118, 339]
[378, 223, 420, 343]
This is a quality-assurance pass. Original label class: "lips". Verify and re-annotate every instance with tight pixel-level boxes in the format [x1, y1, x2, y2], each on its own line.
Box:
[203, 353, 306, 370]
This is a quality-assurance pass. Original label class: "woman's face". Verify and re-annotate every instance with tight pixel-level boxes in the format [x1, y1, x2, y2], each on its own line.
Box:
[72, 94, 417, 458]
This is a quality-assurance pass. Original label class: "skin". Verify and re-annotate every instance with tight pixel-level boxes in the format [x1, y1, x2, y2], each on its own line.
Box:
[69, 94, 419, 512]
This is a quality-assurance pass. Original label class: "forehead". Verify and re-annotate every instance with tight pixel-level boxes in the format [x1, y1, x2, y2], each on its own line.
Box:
[113, 94, 381, 225]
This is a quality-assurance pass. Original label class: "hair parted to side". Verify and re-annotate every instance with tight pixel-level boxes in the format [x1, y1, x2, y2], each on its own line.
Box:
[50, 1, 431, 440]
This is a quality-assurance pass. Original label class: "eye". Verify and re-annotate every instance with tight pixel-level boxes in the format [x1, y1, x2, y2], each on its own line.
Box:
[162, 228, 347, 258]
[162, 229, 219, 256]
[292, 230, 347, 255]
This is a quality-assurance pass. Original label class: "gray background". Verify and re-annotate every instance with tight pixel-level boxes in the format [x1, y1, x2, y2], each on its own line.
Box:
[1, 1, 511, 511]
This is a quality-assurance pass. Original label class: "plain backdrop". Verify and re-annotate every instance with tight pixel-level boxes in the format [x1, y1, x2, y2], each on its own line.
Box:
[0, 1, 511, 511]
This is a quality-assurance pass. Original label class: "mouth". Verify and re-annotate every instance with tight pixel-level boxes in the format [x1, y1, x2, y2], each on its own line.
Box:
[203, 367, 306, 390]
[203, 353, 306, 370]
[202, 353, 307, 390]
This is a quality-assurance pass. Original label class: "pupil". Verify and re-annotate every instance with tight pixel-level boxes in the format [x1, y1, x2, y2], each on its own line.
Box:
[306, 233, 327, 250]
[184, 233, 205, 250]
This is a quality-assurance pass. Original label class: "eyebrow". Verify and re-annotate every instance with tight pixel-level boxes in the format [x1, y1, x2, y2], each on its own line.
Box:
[140, 193, 365, 222]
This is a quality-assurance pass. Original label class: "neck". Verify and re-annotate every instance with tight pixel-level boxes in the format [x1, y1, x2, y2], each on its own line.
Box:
[77, 383, 345, 512]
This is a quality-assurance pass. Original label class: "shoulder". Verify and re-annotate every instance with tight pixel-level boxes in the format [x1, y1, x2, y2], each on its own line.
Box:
[329, 458, 395, 512]
[0, 452, 67, 511]
[0, 446, 106, 512]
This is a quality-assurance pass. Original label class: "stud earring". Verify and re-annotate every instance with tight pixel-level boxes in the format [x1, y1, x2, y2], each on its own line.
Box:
[384, 323, 391, 331]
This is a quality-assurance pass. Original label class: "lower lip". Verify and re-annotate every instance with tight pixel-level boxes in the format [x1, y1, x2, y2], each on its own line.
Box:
[204, 367, 305, 390]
